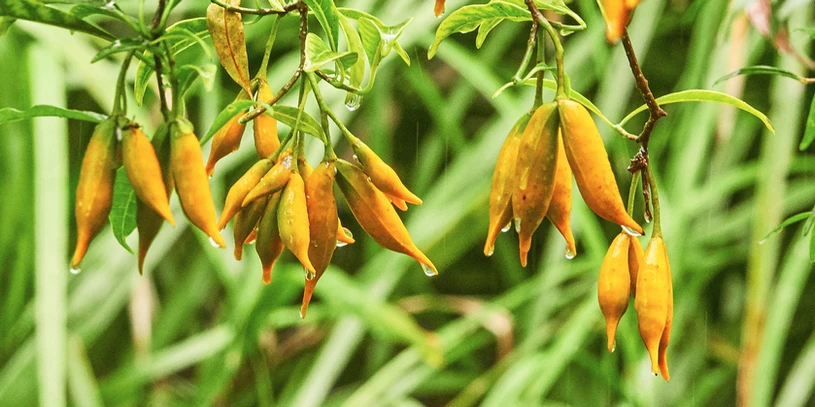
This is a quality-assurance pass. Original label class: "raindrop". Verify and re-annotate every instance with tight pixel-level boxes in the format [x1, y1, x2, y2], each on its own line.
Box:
[345, 94, 362, 111]
[421, 263, 437, 277]
[342, 227, 353, 239]
[514, 217, 521, 233]
[245, 237, 256, 245]
[565, 247, 576, 260]
[366, 176, 372, 183]
[501, 223, 511, 233]
[208, 237, 220, 247]
[610, 342, 616, 353]
[69, 266, 81, 275]
[299, 310, 305, 319]
[336, 240, 348, 248]
[485, 245, 494, 257]
[621, 225, 642, 237]
[305, 268, 316, 280]
[352, 154, 360, 164]
[115, 127, 123, 142]
[283, 155, 293, 169]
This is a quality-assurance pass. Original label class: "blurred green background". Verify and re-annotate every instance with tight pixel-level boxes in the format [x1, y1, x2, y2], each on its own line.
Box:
[1, 0, 815, 405]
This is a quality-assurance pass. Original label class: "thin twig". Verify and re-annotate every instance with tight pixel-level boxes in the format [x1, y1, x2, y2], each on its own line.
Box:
[621, 29, 666, 153]
[240, 2, 308, 124]
[150, 0, 171, 120]
[210, 0, 300, 16]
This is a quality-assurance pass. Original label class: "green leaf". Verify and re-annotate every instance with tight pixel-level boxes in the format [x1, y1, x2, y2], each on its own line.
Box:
[133, 18, 211, 106]
[91, 38, 146, 63]
[760, 212, 811, 242]
[0, 17, 15, 37]
[177, 63, 217, 97]
[304, 33, 358, 73]
[271, 105, 325, 140]
[0, 105, 106, 125]
[714, 65, 809, 86]
[338, 14, 365, 89]
[357, 17, 380, 66]
[428, 1, 531, 59]
[800, 94, 815, 150]
[475, 18, 502, 49]
[201, 100, 256, 145]
[303, 0, 340, 51]
[810, 227, 815, 263]
[619, 89, 775, 133]
[0, 0, 112, 39]
[69, 3, 123, 21]
[317, 270, 443, 367]
[109, 168, 137, 254]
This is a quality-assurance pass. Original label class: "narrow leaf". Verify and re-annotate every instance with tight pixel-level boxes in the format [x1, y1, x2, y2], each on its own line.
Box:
[304, 33, 358, 73]
[428, 2, 531, 59]
[760, 212, 811, 242]
[303, 0, 340, 51]
[91, 38, 146, 63]
[0, 0, 112, 39]
[619, 89, 775, 133]
[800, 94, 815, 150]
[338, 14, 366, 88]
[271, 105, 325, 140]
[357, 17, 380, 66]
[0, 105, 106, 125]
[109, 168, 137, 253]
[714, 65, 808, 86]
[206, 1, 251, 92]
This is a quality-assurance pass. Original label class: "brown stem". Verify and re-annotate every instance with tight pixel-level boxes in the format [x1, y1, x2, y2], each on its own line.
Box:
[150, 0, 170, 120]
[621, 29, 667, 153]
[240, 2, 308, 124]
[210, 0, 300, 16]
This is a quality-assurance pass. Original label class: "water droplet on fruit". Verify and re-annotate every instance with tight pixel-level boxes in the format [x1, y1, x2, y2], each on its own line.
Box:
[621, 225, 642, 237]
[565, 247, 576, 259]
[69, 266, 81, 275]
[421, 263, 437, 276]
[209, 237, 220, 247]
[345, 94, 362, 111]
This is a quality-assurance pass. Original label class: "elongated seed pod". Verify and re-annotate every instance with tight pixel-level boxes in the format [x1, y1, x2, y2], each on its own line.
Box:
[351, 139, 422, 206]
[658, 242, 673, 381]
[546, 133, 576, 258]
[123, 124, 175, 226]
[603, 0, 630, 43]
[513, 102, 560, 267]
[206, 114, 247, 176]
[336, 159, 437, 275]
[256, 192, 283, 284]
[233, 197, 267, 260]
[385, 194, 408, 212]
[277, 171, 317, 278]
[557, 99, 643, 234]
[136, 125, 174, 274]
[434, 0, 445, 16]
[301, 160, 339, 318]
[298, 156, 313, 181]
[635, 236, 670, 376]
[484, 113, 531, 257]
[253, 80, 279, 158]
[72, 118, 118, 268]
[242, 152, 292, 206]
[218, 158, 273, 229]
[598, 233, 631, 353]
[628, 235, 644, 296]
[170, 119, 225, 247]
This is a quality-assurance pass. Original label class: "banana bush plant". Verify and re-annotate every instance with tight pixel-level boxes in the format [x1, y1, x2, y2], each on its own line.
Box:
[1, 0, 815, 405]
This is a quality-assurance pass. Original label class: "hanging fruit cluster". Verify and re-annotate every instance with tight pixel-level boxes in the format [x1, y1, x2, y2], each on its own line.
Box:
[70, 0, 431, 318]
[431, 0, 672, 379]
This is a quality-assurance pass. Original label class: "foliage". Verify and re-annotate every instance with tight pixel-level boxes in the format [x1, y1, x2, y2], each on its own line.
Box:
[0, 0, 814, 406]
